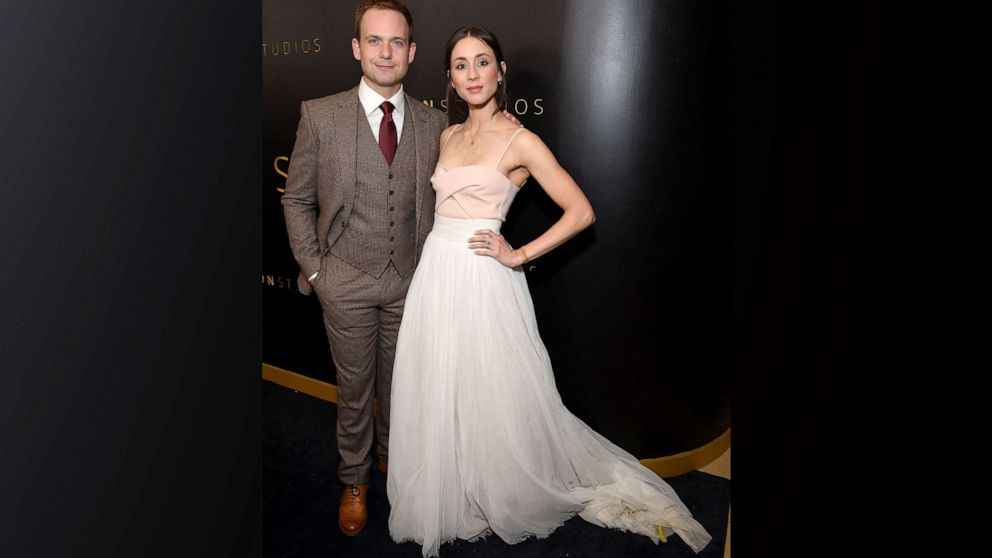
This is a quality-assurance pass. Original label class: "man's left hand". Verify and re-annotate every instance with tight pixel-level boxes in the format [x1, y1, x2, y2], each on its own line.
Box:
[501, 110, 523, 128]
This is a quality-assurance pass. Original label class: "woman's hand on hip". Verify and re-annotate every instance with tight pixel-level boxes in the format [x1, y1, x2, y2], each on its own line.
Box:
[468, 229, 524, 268]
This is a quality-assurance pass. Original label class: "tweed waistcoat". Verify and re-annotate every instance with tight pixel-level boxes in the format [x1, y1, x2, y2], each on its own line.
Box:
[329, 102, 418, 278]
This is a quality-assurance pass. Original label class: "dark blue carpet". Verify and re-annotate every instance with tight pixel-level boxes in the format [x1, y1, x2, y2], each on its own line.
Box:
[264, 381, 730, 558]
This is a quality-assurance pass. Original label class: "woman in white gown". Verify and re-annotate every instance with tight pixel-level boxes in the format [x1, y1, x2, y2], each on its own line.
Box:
[387, 25, 712, 557]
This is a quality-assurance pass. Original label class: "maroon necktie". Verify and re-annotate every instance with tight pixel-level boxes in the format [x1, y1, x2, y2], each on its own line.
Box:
[379, 101, 397, 166]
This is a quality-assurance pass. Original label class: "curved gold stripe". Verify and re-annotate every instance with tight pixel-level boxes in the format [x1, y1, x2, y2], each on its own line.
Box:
[639, 428, 730, 478]
[262, 363, 729, 477]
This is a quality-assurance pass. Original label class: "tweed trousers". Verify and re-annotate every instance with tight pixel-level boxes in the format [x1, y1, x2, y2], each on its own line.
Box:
[313, 256, 412, 484]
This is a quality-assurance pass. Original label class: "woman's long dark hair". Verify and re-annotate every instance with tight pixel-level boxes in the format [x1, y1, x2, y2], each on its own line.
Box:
[443, 26, 507, 125]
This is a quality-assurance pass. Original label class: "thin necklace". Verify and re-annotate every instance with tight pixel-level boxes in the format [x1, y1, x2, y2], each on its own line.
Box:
[465, 118, 490, 146]
[467, 127, 481, 145]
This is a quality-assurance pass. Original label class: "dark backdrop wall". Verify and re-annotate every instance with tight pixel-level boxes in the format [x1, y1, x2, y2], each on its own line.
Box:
[263, 0, 730, 458]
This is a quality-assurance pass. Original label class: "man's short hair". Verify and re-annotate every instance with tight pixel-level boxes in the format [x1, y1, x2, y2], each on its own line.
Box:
[354, 0, 414, 42]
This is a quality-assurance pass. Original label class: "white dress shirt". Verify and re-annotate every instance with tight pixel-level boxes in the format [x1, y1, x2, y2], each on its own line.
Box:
[358, 77, 405, 143]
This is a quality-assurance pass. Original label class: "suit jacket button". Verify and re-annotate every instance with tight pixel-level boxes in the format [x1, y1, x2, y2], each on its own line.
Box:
[388, 172, 393, 179]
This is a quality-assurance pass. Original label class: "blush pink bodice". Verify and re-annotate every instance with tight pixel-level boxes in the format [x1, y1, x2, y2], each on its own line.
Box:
[432, 126, 525, 221]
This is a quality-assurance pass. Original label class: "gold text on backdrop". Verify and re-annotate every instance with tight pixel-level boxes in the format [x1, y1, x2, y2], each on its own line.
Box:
[262, 274, 297, 290]
[274, 156, 289, 192]
[422, 98, 543, 115]
[262, 38, 322, 57]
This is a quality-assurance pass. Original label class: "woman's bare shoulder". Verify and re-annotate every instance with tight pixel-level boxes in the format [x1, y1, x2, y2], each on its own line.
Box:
[439, 124, 462, 145]
[509, 128, 548, 153]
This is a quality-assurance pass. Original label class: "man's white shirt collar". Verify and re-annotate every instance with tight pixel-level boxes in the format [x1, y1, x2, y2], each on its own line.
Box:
[358, 78, 405, 118]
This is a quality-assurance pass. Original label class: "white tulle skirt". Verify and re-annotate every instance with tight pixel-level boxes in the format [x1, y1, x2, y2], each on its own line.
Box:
[387, 214, 711, 557]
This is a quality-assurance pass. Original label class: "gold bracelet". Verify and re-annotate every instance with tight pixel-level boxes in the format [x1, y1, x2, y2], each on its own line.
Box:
[519, 246, 529, 265]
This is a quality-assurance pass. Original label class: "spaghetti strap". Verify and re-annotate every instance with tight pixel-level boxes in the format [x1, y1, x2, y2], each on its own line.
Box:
[439, 124, 461, 155]
[494, 127, 525, 168]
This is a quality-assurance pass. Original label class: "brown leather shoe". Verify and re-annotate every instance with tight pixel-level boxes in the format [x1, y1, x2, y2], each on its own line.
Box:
[338, 483, 368, 536]
[378, 458, 388, 474]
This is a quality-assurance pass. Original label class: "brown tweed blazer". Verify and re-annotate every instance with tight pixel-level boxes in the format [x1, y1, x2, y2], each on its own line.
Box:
[282, 86, 447, 295]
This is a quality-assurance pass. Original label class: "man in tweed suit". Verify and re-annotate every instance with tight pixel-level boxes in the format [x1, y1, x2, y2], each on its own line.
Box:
[281, 0, 446, 536]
